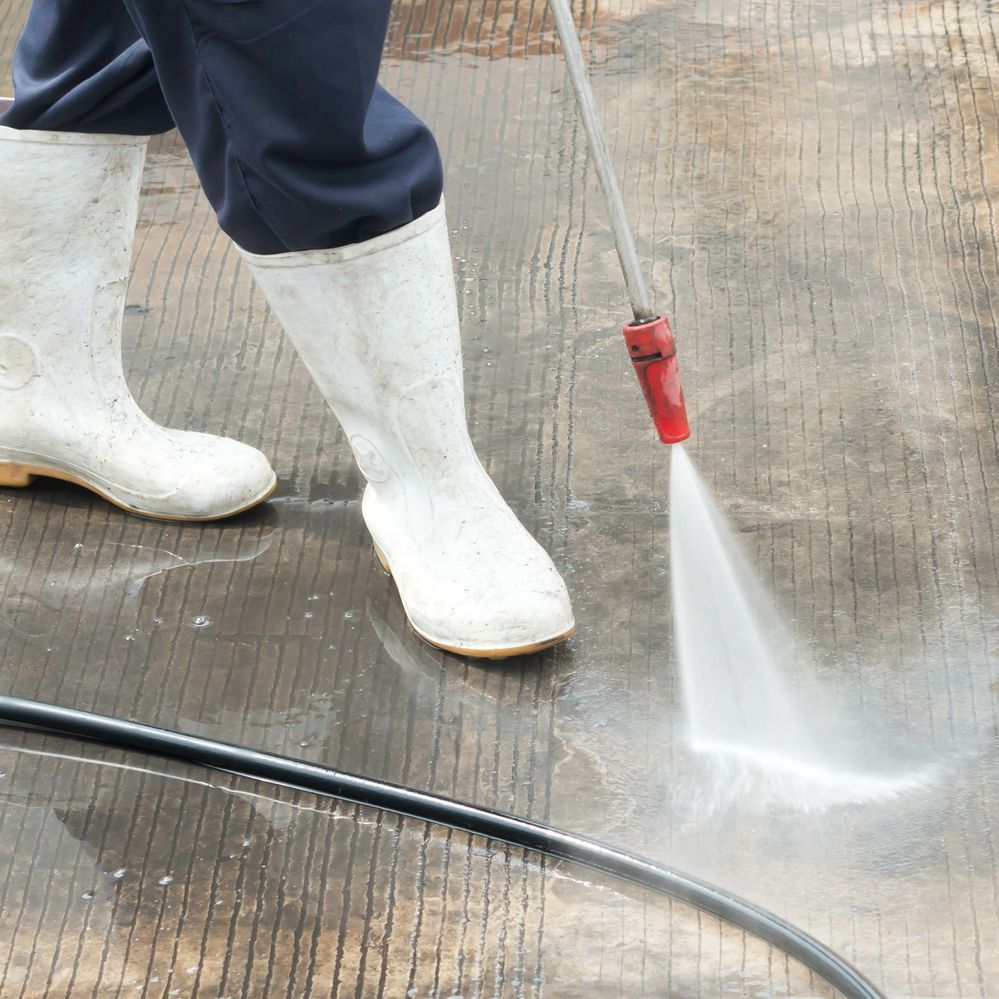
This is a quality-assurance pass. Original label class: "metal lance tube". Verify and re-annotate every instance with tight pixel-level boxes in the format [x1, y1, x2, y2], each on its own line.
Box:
[545, 0, 691, 444]
[545, 0, 654, 322]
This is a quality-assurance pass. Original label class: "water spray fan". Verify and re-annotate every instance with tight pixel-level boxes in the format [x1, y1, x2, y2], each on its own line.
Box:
[547, 0, 690, 444]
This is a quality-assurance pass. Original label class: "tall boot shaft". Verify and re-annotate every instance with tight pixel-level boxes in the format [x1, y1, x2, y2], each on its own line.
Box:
[240, 203, 472, 530]
[0, 127, 146, 400]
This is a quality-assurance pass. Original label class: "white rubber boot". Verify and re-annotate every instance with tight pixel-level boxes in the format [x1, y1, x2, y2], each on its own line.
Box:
[239, 202, 575, 658]
[0, 125, 276, 520]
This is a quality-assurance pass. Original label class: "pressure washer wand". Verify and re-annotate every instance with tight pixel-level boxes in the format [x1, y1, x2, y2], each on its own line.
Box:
[546, 0, 690, 444]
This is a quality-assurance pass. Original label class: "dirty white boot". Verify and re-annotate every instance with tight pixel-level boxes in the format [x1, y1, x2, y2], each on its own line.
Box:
[239, 201, 574, 657]
[0, 124, 276, 520]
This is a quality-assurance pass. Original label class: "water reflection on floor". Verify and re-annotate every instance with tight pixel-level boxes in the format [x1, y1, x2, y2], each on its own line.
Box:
[3, 0, 999, 994]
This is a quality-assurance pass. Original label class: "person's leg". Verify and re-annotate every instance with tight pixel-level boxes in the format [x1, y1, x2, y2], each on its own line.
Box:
[0, 0, 172, 134]
[2, 0, 442, 254]
[0, 0, 276, 520]
[115, 0, 444, 254]
[123, 0, 571, 655]
[2, 0, 572, 652]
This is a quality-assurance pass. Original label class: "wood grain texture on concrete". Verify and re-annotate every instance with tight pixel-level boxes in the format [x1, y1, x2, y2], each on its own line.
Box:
[3, 0, 999, 995]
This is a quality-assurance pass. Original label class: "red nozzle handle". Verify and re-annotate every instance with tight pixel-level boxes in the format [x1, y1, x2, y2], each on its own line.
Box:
[622, 315, 691, 444]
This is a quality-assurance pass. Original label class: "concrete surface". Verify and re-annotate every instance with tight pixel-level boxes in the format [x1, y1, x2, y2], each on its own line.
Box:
[3, 0, 999, 995]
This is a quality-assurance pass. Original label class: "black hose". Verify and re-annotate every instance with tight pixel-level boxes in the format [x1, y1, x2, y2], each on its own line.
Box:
[0, 695, 882, 998]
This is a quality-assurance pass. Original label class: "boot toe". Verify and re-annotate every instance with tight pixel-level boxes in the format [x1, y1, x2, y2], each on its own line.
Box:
[171, 434, 277, 519]
[118, 430, 277, 520]
[405, 564, 575, 657]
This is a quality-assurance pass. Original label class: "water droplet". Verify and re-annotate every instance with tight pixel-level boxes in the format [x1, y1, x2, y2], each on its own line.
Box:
[73, 543, 83, 550]
[81, 891, 94, 901]
[113, 868, 126, 879]
[124, 635, 135, 643]
[242, 839, 252, 848]
[193, 616, 211, 628]
[158, 875, 174, 886]
[304, 611, 314, 620]
[153, 618, 162, 625]
[343, 611, 354, 619]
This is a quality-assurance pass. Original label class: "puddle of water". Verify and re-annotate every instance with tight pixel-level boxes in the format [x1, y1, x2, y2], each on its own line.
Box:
[0, 531, 276, 649]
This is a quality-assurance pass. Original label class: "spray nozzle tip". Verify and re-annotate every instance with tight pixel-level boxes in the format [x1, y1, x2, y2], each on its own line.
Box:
[623, 316, 691, 445]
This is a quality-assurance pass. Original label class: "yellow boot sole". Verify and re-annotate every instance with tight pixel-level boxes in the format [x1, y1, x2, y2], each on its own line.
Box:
[0, 461, 276, 523]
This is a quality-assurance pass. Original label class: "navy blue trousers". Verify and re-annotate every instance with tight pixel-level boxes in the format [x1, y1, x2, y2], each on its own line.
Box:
[1, 0, 444, 254]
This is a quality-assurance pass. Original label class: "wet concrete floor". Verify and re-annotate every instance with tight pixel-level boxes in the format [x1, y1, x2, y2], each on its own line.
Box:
[3, 0, 999, 994]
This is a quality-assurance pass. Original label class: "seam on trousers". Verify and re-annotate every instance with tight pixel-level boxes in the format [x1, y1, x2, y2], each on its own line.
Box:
[178, 0, 286, 252]
[106, 43, 144, 100]
[198, 0, 330, 47]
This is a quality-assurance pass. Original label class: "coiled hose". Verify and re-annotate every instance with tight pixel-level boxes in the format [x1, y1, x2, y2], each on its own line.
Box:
[0, 695, 882, 998]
